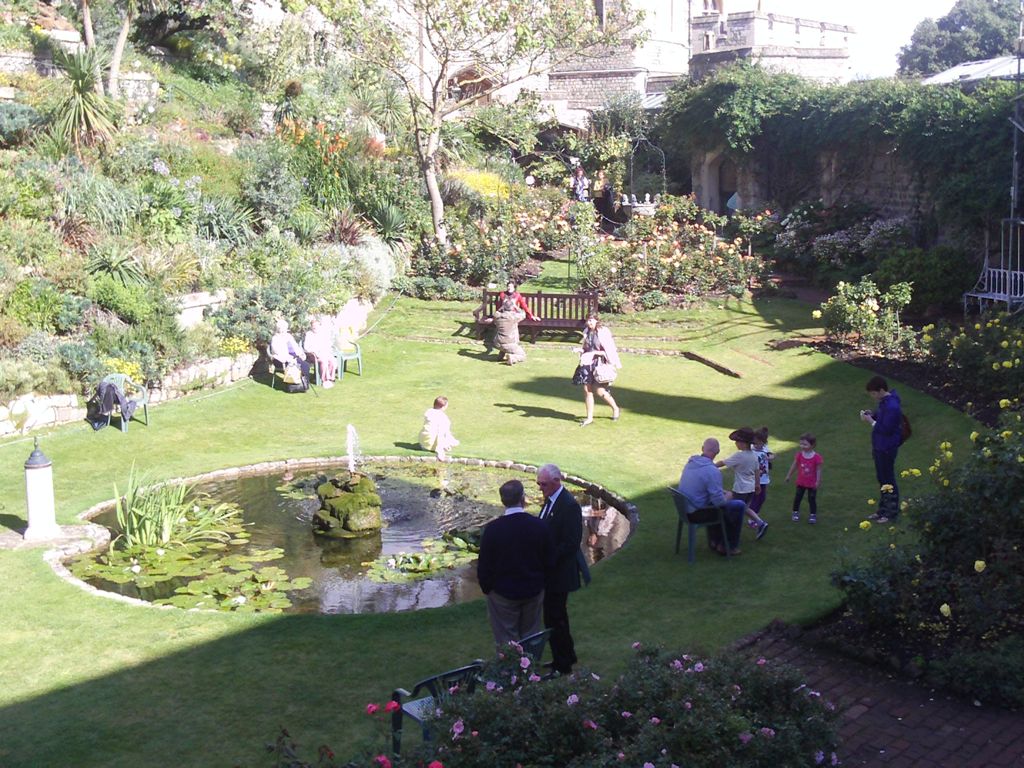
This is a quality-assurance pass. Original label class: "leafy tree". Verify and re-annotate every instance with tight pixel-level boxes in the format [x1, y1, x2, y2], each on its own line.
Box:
[898, 0, 1020, 76]
[336, 0, 643, 244]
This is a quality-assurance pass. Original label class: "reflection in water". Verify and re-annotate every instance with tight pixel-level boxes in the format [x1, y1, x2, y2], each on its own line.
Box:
[81, 462, 632, 615]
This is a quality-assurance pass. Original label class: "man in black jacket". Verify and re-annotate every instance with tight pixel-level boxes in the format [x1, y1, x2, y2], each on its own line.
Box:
[477, 479, 554, 648]
[536, 463, 584, 674]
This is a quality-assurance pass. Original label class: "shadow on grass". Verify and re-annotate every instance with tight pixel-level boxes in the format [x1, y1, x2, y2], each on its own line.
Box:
[455, 348, 498, 363]
[0, 610, 481, 767]
[506, 366, 840, 432]
[0, 513, 25, 534]
[493, 401, 578, 422]
[392, 441, 426, 452]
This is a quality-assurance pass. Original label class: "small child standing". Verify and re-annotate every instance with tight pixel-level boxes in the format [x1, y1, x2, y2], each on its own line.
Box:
[749, 426, 774, 527]
[716, 426, 768, 539]
[419, 396, 460, 461]
[785, 432, 823, 523]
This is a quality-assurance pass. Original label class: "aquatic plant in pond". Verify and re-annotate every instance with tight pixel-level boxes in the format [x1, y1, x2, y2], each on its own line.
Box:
[70, 469, 313, 613]
[366, 530, 479, 583]
[114, 466, 240, 549]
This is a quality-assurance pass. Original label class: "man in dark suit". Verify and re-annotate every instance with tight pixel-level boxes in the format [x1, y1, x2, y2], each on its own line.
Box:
[536, 463, 584, 674]
[477, 479, 554, 648]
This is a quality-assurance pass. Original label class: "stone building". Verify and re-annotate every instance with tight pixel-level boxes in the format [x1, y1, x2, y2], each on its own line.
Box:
[689, 2, 854, 83]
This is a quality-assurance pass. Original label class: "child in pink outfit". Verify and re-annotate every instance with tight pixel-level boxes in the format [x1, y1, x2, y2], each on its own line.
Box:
[785, 432, 823, 524]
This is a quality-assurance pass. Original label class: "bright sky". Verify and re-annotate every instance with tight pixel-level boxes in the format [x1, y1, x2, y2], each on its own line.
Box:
[761, 0, 958, 77]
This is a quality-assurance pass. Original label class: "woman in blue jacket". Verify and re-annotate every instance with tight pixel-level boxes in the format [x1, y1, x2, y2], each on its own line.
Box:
[860, 376, 903, 522]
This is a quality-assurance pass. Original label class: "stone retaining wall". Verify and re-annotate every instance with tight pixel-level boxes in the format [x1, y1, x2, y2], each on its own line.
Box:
[0, 352, 258, 436]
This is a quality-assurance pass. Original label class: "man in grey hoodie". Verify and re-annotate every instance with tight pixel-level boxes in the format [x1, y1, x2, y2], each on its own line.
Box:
[677, 437, 747, 554]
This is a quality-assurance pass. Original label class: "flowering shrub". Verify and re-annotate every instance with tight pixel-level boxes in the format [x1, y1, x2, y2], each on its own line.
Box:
[412, 644, 838, 767]
[832, 422, 1024, 706]
[576, 195, 767, 301]
[818, 278, 915, 355]
[922, 313, 1024, 409]
[102, 356, 145, 383]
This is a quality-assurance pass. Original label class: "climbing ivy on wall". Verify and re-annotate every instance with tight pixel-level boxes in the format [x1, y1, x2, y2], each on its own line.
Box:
[657, 63, 1013, 232]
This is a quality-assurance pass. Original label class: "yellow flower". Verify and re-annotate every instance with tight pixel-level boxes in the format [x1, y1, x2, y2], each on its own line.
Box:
[939, 603, 952, 618]
[811, 310, 822, 320]
[974, 560, 986, 573]
[859, 520, 872, 530]
[939, 441, 951, 450]
[1002, 340, 1009, 348]
[944, 451, 953, 460]
[1003, 361, 1013, 369]
[993, 363, 1001, 371]
[1001, 399, 1013, 409]
[943, 478, 950, 486]
[900, 501, 908, 510]
[867, 499, 876, 506]
[922, 334, 932, 343]
[889, 543, 896, 549]
[880, 484, 894, 493]
[970, 431, 979, 442]
[1002, 431, 1013, 439]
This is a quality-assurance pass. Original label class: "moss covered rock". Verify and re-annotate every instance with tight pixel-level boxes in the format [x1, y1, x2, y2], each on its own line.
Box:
[313, 472, 382, 536]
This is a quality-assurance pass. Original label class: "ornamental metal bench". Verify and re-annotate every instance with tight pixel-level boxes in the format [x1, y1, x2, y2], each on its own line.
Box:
[474, 289, 598, 342]
[963, 266, 1024, 313]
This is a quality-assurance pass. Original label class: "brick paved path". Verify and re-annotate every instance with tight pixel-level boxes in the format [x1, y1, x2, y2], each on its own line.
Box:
[737, 624, 1024, 767]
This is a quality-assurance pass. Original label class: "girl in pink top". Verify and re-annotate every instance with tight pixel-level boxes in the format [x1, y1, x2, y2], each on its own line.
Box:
[785, 432, 823, 524]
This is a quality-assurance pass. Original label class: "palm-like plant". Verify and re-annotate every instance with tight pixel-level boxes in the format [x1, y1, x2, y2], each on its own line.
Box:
[366, 202, 407, 249]
[51, 47, 118, 155]
[87, 242, 145, 286]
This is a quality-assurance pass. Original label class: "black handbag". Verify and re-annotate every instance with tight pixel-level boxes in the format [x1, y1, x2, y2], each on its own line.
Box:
[572, 365, 588, 385]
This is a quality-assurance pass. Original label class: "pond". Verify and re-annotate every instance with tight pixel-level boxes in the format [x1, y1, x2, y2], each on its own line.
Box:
[70, 460, 633, 615]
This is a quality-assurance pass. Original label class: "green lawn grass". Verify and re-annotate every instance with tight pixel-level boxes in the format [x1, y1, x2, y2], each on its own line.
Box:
[0, 295, 975, 767]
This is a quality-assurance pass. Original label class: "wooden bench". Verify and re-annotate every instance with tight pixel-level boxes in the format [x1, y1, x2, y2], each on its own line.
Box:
[475, 289, 598, 342]
[963, 267, 1024, 312]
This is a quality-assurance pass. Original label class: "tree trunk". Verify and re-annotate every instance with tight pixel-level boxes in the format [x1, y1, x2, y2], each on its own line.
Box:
[80, 0, 105, 96]
[108, 13, 133, 98]
[81, 0, 96, 48]
[420, 126, 447, 246]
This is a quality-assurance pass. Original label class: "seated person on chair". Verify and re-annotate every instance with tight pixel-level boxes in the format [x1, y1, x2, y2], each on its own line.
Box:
[270, 318, 310, 389]
[676, 437, 746, 555]
[303, 317, 336, 388]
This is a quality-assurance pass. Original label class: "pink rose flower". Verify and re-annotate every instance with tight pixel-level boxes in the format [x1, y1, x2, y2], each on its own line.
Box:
[365, 703, 380, 715]
[373, 756, 392, 768]
[451, 719, 465, 739]
[384, 700, 400, 713]
[739, 732, 753, 745]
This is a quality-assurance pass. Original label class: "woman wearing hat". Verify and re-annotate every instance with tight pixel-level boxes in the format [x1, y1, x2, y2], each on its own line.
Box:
[716, 427, 769, 539]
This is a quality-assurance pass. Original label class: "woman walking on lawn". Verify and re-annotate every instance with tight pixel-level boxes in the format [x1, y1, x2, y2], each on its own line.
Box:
[576, 314, 621, 426]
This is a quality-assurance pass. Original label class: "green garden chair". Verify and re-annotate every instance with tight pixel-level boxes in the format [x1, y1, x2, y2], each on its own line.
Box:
[334, 340, 362, 379]
[668, 487, 731, 563]
[390, 660, 483, 755]
[101, 373, 149, 433]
